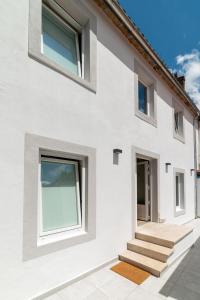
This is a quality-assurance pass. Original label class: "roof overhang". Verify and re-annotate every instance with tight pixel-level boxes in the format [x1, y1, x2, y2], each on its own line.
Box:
[93, 0, 200, 116]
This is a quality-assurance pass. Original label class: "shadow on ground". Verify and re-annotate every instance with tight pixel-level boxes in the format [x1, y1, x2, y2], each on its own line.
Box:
[159, 237, 200, 300]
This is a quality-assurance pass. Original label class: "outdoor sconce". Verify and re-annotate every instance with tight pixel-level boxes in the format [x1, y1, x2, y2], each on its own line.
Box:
[113, 149, 122, 165]
[190, 168, 195, 175]
[113, 149, 123, 154]
[165, 162, 171, 173]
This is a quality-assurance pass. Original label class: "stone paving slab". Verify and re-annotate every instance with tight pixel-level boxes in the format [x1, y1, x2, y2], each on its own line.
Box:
[160, 237, 200, 300]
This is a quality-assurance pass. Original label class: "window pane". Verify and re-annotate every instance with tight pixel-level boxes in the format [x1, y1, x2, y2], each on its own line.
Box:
[176, 175, 179, 207]
[42, 7, 79, 76]
[137, 164, 145, 205]
[174, 111, 183, 137]
[138, 81, 148, 114]
[174, 112, 179, 133]
[179, 112, 183, 136]
[180, 173, 184, 209]
[41, 160, 80, 232]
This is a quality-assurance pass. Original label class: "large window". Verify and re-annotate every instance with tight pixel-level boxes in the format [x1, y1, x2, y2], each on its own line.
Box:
[138, 81, 148, 115]
[23, 134, 96, 260]
[40, 156, 81, 236]
[175, 171, 185, 216]
[42, 5, 81, 77]
[28, 0, 97, 91]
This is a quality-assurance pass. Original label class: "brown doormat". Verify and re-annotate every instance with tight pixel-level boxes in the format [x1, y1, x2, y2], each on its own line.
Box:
[111, 262, 150, 285]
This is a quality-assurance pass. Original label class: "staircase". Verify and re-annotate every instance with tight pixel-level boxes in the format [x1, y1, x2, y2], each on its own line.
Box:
[119, 222, 194, 277]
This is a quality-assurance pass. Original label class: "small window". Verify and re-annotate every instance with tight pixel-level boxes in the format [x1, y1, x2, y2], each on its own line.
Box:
[138, 81, 148, 115]
[134, 61, 157, 126]
[174, 110, 183, 137]
[39, 156, 81, 236]
[175, 172, 185, 215]
[42, 5, 81, 77]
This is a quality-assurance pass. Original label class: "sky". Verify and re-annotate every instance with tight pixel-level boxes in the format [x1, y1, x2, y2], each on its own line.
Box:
[119, 0, 200, 107]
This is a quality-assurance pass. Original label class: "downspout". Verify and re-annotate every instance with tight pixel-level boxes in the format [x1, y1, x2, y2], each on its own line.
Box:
[193, 113, 200, 218]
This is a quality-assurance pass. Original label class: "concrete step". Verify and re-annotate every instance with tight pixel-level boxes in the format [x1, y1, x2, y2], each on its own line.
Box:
[127, 239, 174, 262]
[135, 224, 193, 248]
[119, 250, 167, 277]
[135, 231, 174, 248]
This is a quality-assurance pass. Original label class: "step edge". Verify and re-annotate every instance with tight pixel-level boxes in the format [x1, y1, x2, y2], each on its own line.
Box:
[135, 232, 174, 248]
[128, 240, 174, 255]
[120, 250, 167, 270]
[136, 227, 193, 246]
[119, 254, 167, 277]
[127, 244, 171, 262]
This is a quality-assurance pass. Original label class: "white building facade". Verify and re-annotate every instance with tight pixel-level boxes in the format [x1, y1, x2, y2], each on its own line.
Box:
[0, 0, 199, 299]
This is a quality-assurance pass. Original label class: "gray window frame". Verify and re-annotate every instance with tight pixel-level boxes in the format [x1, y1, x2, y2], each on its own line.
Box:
[134, 60, 157, 127]
[23, 133, 96, 260]
[28, 0, 97, 92]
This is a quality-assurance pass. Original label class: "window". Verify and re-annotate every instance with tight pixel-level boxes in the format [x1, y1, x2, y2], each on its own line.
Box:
[23, 134, 96, 260]
[28, 0, 97, 91]
[134, 61, 157, 126]
[138, 81, 148, 115]
[173, 99, 184, 142]
[174, 171, 185, 216]
[40, 156, 81, 236]
[42, 5, 81, 77]
[174, 110, 184, 138]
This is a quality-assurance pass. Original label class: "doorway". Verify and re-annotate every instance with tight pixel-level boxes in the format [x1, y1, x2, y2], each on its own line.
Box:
[137, 158, 151, 222]
[132, 147, 159, 232]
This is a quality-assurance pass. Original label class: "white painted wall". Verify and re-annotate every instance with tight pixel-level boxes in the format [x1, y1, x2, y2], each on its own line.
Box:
[196, 177, 200, 217]
[0, 0, 196, 299]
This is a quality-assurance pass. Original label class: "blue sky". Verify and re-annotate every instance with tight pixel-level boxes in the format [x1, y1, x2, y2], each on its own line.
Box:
[119, 0, 200, 107]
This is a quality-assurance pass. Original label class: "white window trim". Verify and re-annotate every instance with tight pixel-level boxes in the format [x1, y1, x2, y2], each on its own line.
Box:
[174, 168, 185, 217]
[38, 156, 83, 238]
[43, 0, 82, 31]
[41, 3, 82, 78]
[37, 152, 87, 246]
[173, 99, 185, 143]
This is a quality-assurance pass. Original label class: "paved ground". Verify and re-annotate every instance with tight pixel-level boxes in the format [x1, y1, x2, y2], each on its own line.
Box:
[160, 236, 200, 300]
[43, 219, 200, 300]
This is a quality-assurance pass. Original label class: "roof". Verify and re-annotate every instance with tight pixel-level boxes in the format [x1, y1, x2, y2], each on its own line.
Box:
[93, 0, 200, 116]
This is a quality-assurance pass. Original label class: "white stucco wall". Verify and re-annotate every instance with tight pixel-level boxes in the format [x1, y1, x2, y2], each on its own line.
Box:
[0, 0, 196, 299]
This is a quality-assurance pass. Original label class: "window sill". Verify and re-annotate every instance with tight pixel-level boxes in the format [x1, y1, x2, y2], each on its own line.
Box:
[37, 228, 88, 247]
[175, 208, 185, 217]
[29, 52, 97, 93]
[173, 132, 185, 144]
[135, 110, 157, 127]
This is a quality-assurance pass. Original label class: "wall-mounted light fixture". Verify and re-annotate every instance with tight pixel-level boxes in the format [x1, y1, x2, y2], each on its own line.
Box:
[165, 162, 171, 173]
[113, 149, 122, 165]
[113, 149, 123, 154]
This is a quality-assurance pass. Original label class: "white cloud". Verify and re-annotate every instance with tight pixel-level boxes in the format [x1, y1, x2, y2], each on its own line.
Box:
[176, 52, 197, 64]
[175, 49, 200, 108]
